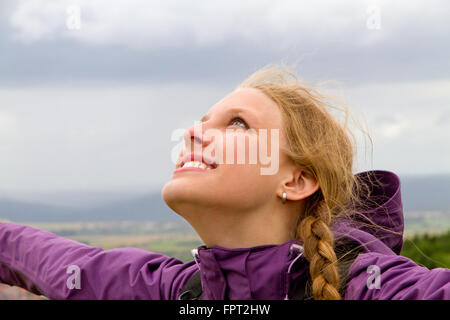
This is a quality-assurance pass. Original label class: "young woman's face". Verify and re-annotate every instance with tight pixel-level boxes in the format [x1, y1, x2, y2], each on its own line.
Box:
[162, 87, 292, 217]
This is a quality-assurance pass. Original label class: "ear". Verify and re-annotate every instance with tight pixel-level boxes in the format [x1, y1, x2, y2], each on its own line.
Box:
[278, 167, 320, 202]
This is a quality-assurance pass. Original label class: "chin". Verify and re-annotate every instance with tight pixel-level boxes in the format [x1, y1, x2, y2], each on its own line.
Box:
[161, 180, 202, 216]
[161, 180, 180, 211]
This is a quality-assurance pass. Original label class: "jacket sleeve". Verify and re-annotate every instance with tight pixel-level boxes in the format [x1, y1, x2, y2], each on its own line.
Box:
[345, 252, 450, 300]
[0, 222, 197, 300]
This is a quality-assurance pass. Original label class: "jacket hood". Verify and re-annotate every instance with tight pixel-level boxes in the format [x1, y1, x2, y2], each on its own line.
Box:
[331, 169, 404, 255]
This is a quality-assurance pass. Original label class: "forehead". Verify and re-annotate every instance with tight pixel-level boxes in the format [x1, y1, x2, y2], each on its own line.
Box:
[205, 87, 282, 128]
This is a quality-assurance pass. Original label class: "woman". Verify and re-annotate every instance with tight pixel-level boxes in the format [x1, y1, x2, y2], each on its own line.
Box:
[1, 64, 449, 300]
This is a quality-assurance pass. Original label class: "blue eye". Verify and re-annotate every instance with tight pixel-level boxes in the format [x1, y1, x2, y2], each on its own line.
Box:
[230, 117, 249, 129]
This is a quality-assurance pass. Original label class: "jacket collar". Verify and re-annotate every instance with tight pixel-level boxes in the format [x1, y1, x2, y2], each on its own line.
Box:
[191, 240, 308, 300]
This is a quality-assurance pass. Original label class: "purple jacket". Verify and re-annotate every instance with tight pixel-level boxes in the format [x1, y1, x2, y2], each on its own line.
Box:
[0, 170, 449, 300]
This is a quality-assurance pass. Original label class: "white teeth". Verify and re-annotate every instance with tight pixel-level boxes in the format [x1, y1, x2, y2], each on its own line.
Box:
[182, 161, 208, 169]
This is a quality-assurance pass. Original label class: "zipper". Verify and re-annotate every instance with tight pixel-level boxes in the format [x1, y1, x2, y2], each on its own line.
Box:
[284, 243, 304, 300]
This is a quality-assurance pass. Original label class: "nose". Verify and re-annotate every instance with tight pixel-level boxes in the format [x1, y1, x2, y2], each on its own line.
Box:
[183, 121, 212, 153]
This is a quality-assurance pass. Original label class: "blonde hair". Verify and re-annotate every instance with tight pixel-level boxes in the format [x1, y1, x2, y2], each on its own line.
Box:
[237, 63, 384, 300]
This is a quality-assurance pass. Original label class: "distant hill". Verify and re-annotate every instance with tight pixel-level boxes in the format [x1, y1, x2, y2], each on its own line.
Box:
[0, 173, 449, 222]
[400, 174, 450, 212]
[0, 192, 180, 222]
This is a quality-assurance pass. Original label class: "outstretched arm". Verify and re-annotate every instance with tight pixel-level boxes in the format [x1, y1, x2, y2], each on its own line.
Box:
[345, 252, 450, 300]
[0, 222, 197, 300]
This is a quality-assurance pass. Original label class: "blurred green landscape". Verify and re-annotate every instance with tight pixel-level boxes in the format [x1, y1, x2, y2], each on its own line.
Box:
[401, 231, 450, 269]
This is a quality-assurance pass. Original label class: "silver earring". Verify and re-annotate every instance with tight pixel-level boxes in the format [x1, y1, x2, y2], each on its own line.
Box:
[282, 192, 287, 204]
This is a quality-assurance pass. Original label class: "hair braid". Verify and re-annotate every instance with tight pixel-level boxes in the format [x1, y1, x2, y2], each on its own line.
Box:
[298, 202, 341, 300]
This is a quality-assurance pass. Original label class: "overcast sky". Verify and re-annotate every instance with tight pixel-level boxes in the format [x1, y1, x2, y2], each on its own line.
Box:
[0, 0, 449, 199]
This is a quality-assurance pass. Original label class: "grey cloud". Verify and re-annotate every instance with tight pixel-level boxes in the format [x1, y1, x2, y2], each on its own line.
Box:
[436, 110, 450, 126]
[0, 34, 449, 88]
[0, 1, 449, 87]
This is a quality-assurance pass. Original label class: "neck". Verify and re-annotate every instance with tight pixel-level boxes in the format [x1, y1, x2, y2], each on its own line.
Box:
[182, 201, 302, 249]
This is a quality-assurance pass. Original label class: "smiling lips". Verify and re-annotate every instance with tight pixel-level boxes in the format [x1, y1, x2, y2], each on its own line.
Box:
[175, 153, 218, 171]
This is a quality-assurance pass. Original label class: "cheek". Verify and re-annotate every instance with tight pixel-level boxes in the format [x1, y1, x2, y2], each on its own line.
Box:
[213, 163, 277, 201]
[212, 132, 280, 195]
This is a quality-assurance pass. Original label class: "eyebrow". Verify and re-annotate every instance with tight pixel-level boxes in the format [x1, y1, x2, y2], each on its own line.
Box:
[201, 106, 257, 125]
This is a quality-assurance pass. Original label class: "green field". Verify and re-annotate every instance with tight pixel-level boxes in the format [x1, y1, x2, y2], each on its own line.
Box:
[401, 231, 450, 269]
